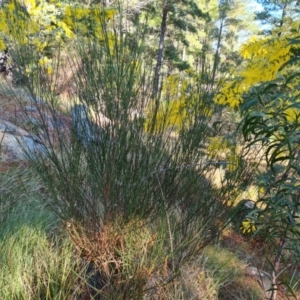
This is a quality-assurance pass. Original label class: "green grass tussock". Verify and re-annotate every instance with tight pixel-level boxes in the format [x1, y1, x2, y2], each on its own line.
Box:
[0, 169, 81, 300]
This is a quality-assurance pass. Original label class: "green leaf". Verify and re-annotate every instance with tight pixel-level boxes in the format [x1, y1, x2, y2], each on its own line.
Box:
[279, 56, 300, 71]
[240, 98, 258, 113]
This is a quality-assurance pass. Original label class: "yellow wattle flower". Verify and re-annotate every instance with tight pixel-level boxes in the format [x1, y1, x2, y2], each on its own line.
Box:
[0, 39, 6, 50]
[214, 20, 300, 110]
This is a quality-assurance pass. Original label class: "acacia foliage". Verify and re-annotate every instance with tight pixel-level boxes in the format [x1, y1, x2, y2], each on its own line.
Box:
[213, 4, 300, 297]
[214, 17, 300, 108]
[0, 0, 115, 74]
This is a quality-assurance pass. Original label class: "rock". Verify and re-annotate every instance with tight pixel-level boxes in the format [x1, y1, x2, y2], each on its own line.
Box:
[0, 119, 46, 161]
[71, 104, 111, 147]
[245, 266, 272, 296]
[26, 114, 65, 131]
[238, 199, 255, 209]
[244, 200, 255, 209]
[0, 119, 35, 137]
[26, 115, 40, 126]
[71, 104, 97, 147]
[24, 95, 47, 106]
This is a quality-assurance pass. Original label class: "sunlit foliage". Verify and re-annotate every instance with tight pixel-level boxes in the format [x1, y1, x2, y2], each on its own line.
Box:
[0, 0, 116, 74]
[214, 19, 300, 108]
[145, 72, 213, 132]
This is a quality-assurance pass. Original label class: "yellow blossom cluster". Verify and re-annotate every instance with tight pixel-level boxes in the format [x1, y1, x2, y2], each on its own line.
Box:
[207, 136, 239, 172]
[214, 19, 300, 108]
[146, 73, 213, 132]
[0, 0, 116, 74]
[0, 1, 37, 49]
[214, 80, 244, 108]
[207, 136, 228, 158]
[38, 56, 53, 74]
[284, 106, 300, 122]
[62, 6, 116, 40]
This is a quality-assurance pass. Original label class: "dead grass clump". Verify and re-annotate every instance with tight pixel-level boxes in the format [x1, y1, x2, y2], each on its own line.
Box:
[65, 218, 164, 299]
[218, 277, 265, 300]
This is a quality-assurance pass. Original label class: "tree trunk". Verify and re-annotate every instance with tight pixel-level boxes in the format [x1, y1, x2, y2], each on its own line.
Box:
[278, 3, 287, 37]
[153, 6, 168, 99]
[150, 5, 169, 133]
[211, 18, 224, 89]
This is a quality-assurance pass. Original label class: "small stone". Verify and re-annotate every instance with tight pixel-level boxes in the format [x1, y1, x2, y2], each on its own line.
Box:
[245, 266, 272, 292]
[25, 105, 37, 112]
[244, 200, 255, 209]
